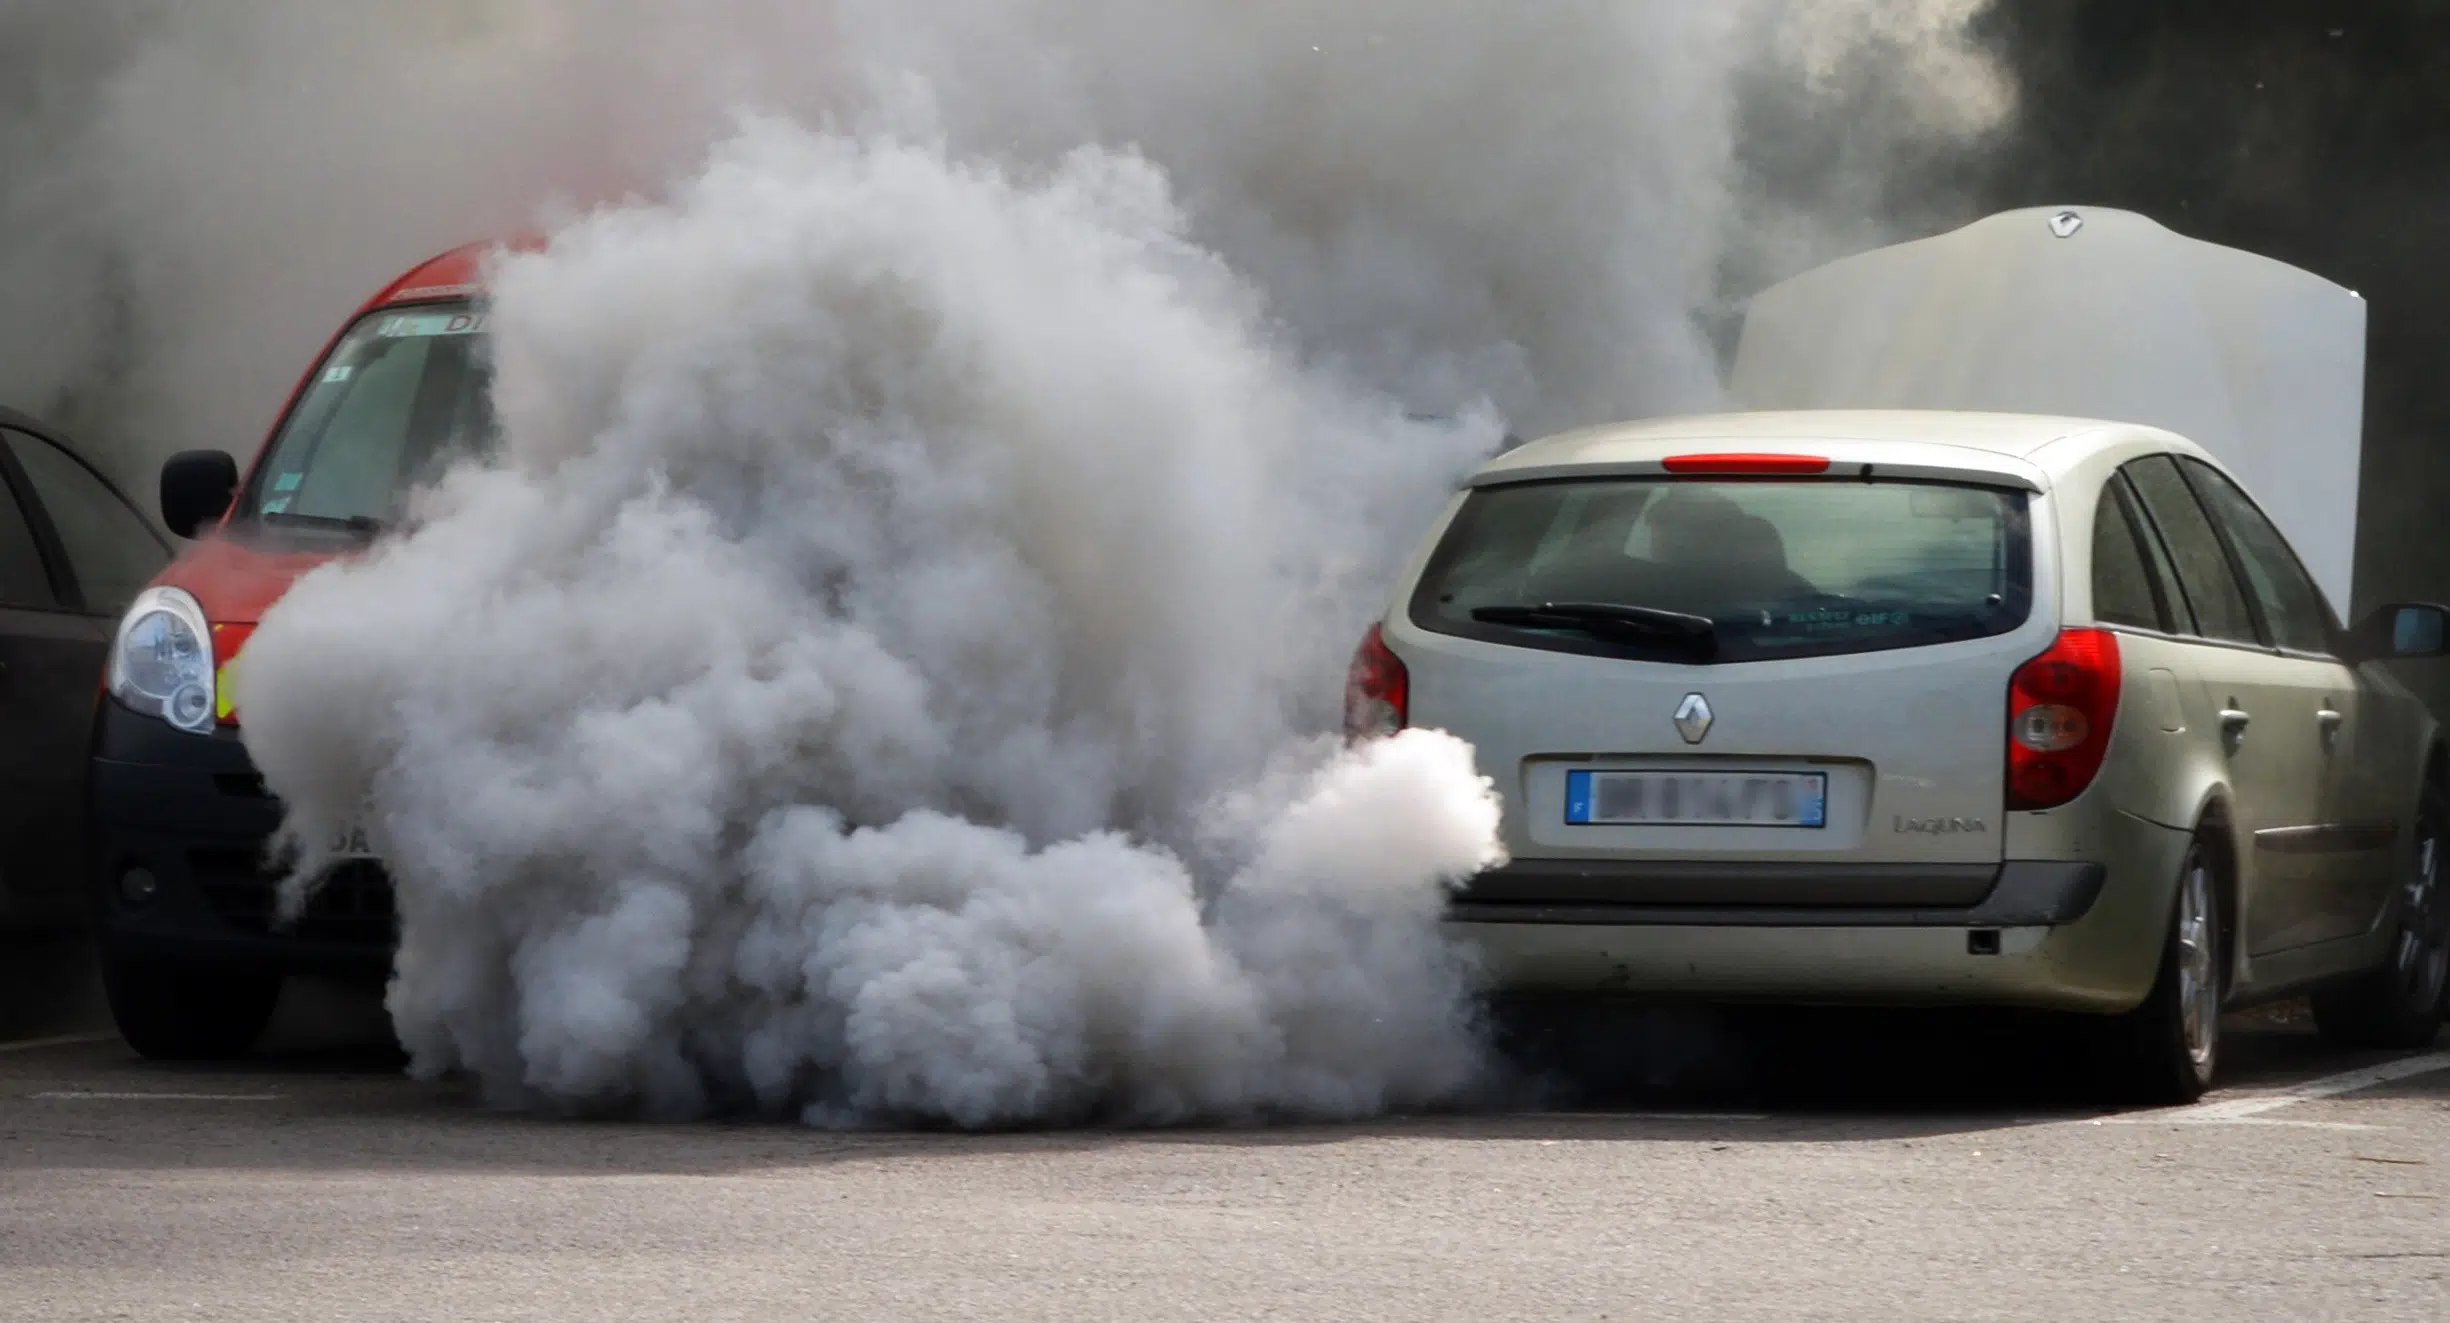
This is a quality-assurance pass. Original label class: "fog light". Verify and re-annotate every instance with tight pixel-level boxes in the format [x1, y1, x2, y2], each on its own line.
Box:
[117, 868, 160, 907]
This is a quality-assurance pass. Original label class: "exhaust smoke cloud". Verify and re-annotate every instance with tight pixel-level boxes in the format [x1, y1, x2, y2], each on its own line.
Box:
[6, 2, 2011, 1126]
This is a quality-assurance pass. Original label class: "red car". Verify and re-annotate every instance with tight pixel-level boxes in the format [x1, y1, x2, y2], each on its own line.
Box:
[89, 243, 499, 1059]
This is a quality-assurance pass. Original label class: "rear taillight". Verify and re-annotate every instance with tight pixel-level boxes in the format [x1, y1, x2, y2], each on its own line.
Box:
[2006, 628, 2121, 811]
[1344, 623, 1409, 741]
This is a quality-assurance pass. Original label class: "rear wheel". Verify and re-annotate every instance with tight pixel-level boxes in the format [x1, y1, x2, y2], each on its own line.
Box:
[2312, 782, 2449, 1050]
[101, 944, 281, 1061]
[2100, 838, 2224, 1105]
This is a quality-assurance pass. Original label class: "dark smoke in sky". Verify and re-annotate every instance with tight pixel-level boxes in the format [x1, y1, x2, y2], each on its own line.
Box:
[0, 1, 2012, 492]
[1964, 1, 2450, 716]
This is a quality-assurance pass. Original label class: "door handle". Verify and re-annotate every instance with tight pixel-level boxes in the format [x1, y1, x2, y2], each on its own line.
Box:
[2318, 707, 2344, 751]
[2219, 707, 2252, 754]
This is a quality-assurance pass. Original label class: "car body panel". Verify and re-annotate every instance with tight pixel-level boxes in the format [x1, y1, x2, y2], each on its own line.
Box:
[0, 409, 168, 932]
[152, 533, 337, 630]
[88, 700, 391, 981]
[1462, 808, 2190, 1012]
[0, 605, 107, 928]
[2227, 649, 2357, 955]
[1398, 616, 2057, 869]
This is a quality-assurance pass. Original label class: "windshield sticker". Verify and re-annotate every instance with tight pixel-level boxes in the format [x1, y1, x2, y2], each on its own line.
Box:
[262, 496, 293, 515]
[374, 310, 488, 339]
[321, 364, 354, 384]
[272, 472, 302, 493]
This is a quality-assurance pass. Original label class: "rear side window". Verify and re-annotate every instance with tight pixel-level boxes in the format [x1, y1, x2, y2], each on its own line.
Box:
[2179, 458, 2336, 654]
[4, 429, 167, 614]
[2090, 482, 2167, 631]
[2122, 456, 2259, 646]
[1409, 477, 2032, 664]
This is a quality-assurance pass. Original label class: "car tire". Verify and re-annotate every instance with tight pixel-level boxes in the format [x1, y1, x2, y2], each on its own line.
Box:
[2100, 836, 2225, 1106]
[2311, 781, 2450, 1051]
[100, 945, 281, 1061]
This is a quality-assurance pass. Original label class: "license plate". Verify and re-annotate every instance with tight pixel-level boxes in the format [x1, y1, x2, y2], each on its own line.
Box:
[1565, 770, 1827, 827]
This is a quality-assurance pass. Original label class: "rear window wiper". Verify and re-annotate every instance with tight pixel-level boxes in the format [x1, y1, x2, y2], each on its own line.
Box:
[1469, 601, 1718, 656]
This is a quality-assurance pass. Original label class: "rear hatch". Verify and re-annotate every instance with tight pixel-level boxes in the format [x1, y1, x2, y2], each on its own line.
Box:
[1389, 442, 2060, 904]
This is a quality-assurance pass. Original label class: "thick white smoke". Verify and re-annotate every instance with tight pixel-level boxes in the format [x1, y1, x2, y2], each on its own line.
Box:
[236, 125, 1508, 1125]
[11, 3, 2011, 1125]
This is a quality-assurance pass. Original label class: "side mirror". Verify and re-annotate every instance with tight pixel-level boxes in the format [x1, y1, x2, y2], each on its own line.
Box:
[160, 450, 239, 540]
[2354, 602, 2450, 661]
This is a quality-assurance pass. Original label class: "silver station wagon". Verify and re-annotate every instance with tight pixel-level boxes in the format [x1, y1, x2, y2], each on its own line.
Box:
[1349, 409, 2450, 1102]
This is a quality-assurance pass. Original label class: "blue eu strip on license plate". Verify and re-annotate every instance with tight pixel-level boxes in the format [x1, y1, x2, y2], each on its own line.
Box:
[1565, 770, 1827, 828]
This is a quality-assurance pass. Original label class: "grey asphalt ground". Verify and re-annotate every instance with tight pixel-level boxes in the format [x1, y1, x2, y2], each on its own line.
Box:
[3, 959, 2447, 1322]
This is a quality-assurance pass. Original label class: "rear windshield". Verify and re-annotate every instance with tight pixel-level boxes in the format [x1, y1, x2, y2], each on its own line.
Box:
[241, 301, 497, 533]
[1409, 477, 2032, 664]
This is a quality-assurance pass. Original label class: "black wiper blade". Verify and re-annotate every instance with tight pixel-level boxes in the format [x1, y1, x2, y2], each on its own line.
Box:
[1470, 601, 1717, 654]
[261, 511, 389, 537]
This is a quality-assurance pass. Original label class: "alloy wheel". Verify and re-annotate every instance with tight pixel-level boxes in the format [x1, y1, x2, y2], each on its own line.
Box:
[2177, 852, 2220, 1073]
[2392, 815, 2450, 1020]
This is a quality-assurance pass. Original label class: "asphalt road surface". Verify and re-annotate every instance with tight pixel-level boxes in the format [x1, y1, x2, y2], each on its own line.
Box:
[2, 975, 2446, 1322]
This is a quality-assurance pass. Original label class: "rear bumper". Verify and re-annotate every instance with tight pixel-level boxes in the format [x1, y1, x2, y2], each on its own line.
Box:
[87, 700, 394, 984]
[1449, 821, 2192, 1014]
[1452, 859, 2106, 926]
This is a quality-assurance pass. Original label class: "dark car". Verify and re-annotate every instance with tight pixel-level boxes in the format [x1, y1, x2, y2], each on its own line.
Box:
[0, 409, 171, 933]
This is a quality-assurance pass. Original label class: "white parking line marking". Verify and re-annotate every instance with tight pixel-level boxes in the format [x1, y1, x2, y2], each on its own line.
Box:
[30, 1091, 281, 1102]
[2054, 1116, 2388, 1131]
[1510, 1111, 1772, 1123]
[2118, 1050, 2450, 1126]
[2176, 1118, 2386, 1131]
[0, 1034, 115, 1056]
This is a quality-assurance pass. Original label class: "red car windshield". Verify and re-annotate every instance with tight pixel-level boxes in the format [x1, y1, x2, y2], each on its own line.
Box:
[244, 301, 498, 530]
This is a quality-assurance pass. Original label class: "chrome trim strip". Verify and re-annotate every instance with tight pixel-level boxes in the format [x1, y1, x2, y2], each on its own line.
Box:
[2252, 822, 2399, 854]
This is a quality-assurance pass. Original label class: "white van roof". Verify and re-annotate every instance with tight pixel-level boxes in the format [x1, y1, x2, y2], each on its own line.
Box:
[1728, 206, 2366, 613]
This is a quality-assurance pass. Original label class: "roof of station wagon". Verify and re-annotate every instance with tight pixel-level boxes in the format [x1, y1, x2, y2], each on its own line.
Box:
[1516, 409, 2150, 459]
[1478, 408, 2213, 495]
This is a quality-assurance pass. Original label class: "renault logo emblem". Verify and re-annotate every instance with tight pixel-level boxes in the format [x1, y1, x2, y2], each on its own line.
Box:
[1674, 693, 1714, 745]
[2048, 209, 2084, 238]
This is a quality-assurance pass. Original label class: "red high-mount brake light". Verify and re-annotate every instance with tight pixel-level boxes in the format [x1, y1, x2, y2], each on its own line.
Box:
[1660, 453, 1832, 476]
[1344, 623, 1409, 741]
[2006, 628, 2122, 811]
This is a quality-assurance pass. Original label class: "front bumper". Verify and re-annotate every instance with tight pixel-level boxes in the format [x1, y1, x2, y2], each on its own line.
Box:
[1448, 816, 2193, 1015]
[87, 699, 394, 983]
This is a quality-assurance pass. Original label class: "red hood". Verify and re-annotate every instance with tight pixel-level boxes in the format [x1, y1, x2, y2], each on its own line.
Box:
[153, 533, 346, 727]
[156, 533, 340, 628]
